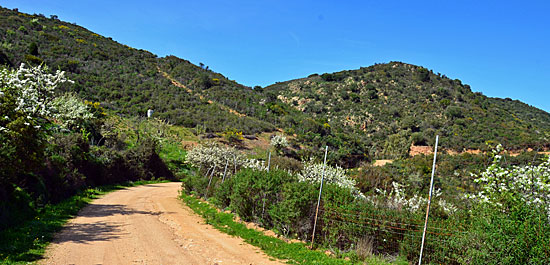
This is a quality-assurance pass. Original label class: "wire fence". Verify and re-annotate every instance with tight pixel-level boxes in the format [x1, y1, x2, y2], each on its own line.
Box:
[316, 205, 466, 264]
[186, 135, 550, 264]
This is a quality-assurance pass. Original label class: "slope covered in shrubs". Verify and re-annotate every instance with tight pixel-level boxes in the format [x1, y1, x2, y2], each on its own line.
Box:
[1, 6, 549, 165]
[264, 62, 550, 158]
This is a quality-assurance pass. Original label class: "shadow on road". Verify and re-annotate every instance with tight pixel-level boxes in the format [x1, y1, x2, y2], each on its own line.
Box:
[53, 204, 173, 244]
[80, 204, 163, 217]
[57, 221, 127, 243]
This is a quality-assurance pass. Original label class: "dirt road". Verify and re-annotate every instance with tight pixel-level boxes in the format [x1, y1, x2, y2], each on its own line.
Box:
[41, 182, 282, 265]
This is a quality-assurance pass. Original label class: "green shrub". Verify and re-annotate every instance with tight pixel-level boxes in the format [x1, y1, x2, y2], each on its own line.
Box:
[269, 155, 303, 173]
[181, 171, 210, 195]
[451, 202, 550, 264]
[228, 169, 295, 226]
[24, 54, 43, 65]
[269, 181, 317, 238]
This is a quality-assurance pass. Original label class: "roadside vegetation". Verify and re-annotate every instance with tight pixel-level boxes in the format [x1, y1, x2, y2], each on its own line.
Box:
[1, 6, 550, 265]
[180, 141, 550, 264]
[0, 65, 180, 263]
[180, 192, 408, 265]
[0, 180, 170, 264]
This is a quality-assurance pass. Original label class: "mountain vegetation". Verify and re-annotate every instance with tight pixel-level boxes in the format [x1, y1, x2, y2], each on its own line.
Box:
[2, 6, 549, 167]
[2, 6, 550, 265]
[265, 63, 550, 158]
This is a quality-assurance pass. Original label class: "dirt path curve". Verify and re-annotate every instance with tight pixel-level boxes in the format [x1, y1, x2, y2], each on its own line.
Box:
[41, 182, 282, 265]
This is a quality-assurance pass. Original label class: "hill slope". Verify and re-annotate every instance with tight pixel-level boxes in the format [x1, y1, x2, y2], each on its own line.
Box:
[265, 62, 550, 158]
[1, 6, 549, 165]
[0, 7, 276, 134]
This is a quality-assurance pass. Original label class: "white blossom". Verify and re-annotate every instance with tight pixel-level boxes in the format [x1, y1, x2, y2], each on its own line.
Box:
[186, 142, 247, 177]
[469, 145, 550, 221]
[51, 93, 94, 129]
[270, 134, 289, 150]
[297, 158, 365, 199]
[372, 181, 457, 215]
[0, 64, 73, 133]
[4, 64, 72, 117]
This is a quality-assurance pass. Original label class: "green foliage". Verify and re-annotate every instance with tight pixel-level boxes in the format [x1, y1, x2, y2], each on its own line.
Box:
[454, 202, 550, 264]
[181, 170, 210, 196]
[269, 181, 317, 237]
[265, 61, 550, 158]
[226, 169, 296, 226]
[23, 54, 42, 65]
[416, 67, 430, 82]
[180, 192, 362, 265]
[2, 7, 549, 165]
[201, 167, 416, 261]
[27, 42, 38, 56]
[383, 131, 411, 159]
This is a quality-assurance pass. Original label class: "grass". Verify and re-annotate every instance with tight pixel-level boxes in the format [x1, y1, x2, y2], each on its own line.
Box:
[180, 191, 404, 265]
[0, 180, 171, 264]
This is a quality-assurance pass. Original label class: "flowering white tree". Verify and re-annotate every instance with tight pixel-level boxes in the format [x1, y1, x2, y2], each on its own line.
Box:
[1, 64, 72, 184]
[468, 144, 550, 219]
[2, 64, 71, 117]
[186, 143, 276, 177]
[51, 93, 93, 130]
[297, 158, 365, 199]
[0, 64, 72, 132]
[373, 182, 457, 214]
[186, 143, 247, 176]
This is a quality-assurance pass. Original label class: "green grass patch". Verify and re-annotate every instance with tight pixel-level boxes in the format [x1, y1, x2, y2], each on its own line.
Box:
[180, 192, 400, 265]
[0, 180, 171, 264]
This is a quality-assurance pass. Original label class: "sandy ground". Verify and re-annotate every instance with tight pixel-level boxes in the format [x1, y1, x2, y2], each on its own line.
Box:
[41, 182, 282, 265]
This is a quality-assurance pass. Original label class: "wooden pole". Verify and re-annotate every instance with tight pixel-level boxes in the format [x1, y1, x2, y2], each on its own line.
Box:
[311, 146, 329, 248]
[418, 135, 439, 265]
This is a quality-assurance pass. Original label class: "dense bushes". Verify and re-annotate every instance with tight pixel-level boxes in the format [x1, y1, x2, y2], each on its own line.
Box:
[0, 64, 174, 230]
[4, 7, 549, 165]
[458, 202, 550, 264]
[189, 169, 320, 240]
[181, 148, 550, 264]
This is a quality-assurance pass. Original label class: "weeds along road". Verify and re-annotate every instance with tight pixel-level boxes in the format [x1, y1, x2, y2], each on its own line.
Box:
[41, 182, 282, 265]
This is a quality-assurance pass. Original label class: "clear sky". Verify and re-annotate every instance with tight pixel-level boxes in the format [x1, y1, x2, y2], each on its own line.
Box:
[3, 0, 550, 112]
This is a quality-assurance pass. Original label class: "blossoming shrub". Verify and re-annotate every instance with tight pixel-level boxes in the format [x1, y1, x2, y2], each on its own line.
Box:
[458, 147, 550, 264]
[185, 142, 246, 177]
[469, 146, 550, 219]
[372, 181, 457, 215]
[186, 143, 275, 177]
[270, 134, 289, 154]
[297, 158, 365, 199]
[0, 64, 71, 210]
[51, 92, 94, 130]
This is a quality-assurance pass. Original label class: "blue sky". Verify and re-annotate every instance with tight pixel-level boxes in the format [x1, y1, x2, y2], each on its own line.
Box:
[3, 0, 550, 112]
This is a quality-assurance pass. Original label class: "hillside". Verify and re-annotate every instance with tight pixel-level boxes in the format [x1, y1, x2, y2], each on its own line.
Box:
[1, 6, 549, 165]
[0, 7, 277, 134]
[265, 62, 550, 158]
